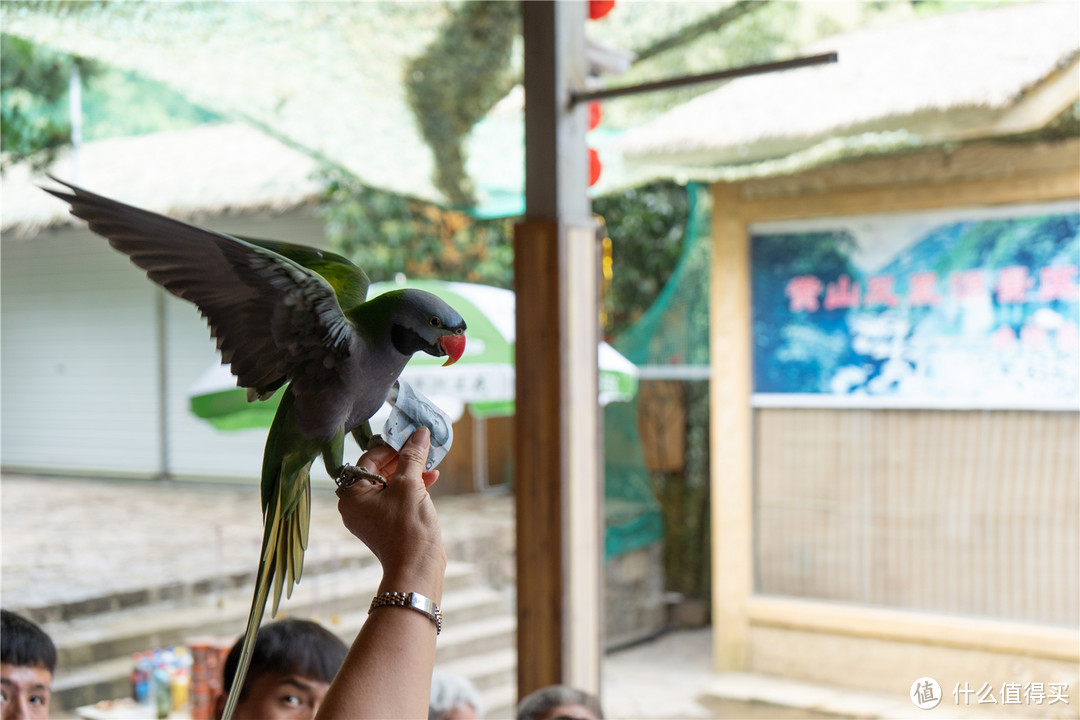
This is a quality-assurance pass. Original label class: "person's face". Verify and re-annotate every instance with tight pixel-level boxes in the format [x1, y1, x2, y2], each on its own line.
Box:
[0, 663, 52, 720]
[216, 672, 331, 720]
[539, 703, 601, 720]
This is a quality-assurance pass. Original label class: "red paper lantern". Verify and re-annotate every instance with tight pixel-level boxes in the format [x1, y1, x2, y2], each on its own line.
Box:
[589, 0, 615, 20]
[588, 147, 602, 187]
[588, 101, 603, 131]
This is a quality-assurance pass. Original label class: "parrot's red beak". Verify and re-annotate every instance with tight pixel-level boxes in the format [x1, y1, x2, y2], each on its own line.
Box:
[440, 333, 466, 366]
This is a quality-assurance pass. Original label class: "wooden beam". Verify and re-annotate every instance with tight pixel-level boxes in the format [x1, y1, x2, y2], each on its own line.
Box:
[735, 169, 1080, 223]
[748, 596, 1080, 662]
[515, 0, 602, 698]
[734, 136, 1080, 208]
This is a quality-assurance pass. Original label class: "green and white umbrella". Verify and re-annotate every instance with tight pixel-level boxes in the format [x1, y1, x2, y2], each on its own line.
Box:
[188, 279, 638, 431]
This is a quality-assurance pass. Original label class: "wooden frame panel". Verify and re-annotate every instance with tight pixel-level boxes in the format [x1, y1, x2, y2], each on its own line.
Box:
[709, 138, 1080, 674]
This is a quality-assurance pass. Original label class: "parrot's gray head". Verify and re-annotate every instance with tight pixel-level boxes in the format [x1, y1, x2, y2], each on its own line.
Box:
[388, 289, 467, 365]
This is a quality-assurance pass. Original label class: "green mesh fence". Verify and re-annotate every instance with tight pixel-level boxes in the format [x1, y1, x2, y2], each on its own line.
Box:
[615, 184, 712, 367]
[604, 183, 712, 559]
[604, 398, 661, 557]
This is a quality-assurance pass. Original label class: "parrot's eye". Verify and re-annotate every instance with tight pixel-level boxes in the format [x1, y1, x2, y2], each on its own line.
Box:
[429, 316, 443, 328]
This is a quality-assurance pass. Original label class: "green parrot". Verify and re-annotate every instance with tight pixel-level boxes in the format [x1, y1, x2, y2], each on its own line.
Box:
[44, 179, 467, 719]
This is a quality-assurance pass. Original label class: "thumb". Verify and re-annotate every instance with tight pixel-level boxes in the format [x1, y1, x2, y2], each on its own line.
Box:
[395, 427, 431, 479]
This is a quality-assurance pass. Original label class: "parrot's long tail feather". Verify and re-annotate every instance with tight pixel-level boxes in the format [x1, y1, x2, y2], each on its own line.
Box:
[220, 492, 283, 720]
[221, 461, 311, 720]
[272, 468, 310, 615]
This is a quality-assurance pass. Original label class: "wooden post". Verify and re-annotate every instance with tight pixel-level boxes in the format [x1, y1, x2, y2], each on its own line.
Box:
[515, 0, 602, 698]
[710, 182, 753, 670]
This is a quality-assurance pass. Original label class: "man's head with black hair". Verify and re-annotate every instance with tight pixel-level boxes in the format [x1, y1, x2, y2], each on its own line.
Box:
[1, 609, 57, 720]
[215, 618, 348, 720]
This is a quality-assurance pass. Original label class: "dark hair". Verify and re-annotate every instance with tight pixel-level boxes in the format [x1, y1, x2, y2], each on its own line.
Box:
[1, 610, 57, 675]
[517, 685, 604, 720]
[222, 619, 348, 700]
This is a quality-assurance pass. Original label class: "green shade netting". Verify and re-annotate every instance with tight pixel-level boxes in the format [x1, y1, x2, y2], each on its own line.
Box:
[615, 183, 712, 367]
[604, 183, 712, 558]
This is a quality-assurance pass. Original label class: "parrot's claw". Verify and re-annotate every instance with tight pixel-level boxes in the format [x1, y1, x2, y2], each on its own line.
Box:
[366, 433, 387, 451]
[335, 464, 386, 497]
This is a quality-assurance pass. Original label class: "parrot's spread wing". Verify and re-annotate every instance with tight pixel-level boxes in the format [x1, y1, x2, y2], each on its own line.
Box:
[44, 178, 357, 401]
[45, 179, 466, 720]
[238, 236, 370, 313]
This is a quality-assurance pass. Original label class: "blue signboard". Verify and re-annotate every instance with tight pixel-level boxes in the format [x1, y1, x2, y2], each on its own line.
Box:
[749, 202, 1079, 410]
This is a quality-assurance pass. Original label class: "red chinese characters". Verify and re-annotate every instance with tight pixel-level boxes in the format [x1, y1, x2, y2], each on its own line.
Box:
[786, 275, 824, 312]
[908, 272, 942, 307]
[996, 265, 1032, 304]
[1039, 265, 1078, 302]
[950, 269, 986, 301]
[824, 275, 860, 310]
[864, 274, 900, 307]
[782, 265, 1077, 313]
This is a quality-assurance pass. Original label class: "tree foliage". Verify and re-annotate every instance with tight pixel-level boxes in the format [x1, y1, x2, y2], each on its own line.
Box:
[318, 167, 694, 342]
[594, 181, 691, 338]
[317, 167, 515, 287]
[405, 1, 519, 207]
[0, 33, 97, 172]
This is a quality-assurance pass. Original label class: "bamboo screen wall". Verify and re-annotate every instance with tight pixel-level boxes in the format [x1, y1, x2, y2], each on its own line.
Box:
[754, 407, 1079, 627]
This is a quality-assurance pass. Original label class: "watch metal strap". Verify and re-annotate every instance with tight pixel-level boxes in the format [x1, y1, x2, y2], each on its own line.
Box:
[369, 591, 442, 635]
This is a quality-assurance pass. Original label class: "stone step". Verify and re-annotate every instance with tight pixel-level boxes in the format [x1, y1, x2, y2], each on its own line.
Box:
[47, 561, 485, 668]
[435, 615, 517, 664]
[479, 682, 519, 720]
[705, 672, 920, 719]
[18, 525, 507, 626]
[50, 564, 514, 715]
[436, 647, 516, 693]
[18, 547, 380, 626]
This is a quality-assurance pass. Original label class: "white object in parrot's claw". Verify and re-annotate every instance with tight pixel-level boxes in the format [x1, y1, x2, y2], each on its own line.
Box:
[382, 380, 454, 471]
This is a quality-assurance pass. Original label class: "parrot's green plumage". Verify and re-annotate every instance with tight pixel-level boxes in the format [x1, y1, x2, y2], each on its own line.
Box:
[44, 179, 466, 720]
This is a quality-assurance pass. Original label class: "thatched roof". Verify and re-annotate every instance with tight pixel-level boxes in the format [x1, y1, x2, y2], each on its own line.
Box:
[618, 2, 1080, 179]
[1, 123, 322, 236]
[0, 3, 459, 205]
[0, 1, 852, 207]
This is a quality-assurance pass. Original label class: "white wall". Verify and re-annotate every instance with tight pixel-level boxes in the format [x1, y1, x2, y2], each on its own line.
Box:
[1, 209, 355, 482]
[2, 225, 163, 475]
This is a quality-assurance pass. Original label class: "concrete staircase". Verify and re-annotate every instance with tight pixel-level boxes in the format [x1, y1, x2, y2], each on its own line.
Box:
[41, 556, 517, 718]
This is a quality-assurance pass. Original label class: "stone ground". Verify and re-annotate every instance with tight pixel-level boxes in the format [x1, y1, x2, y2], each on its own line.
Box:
[0, 472, 514, 615]
[1, 473, 734, 718]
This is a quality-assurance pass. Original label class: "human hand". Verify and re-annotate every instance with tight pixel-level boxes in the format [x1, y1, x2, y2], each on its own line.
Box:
[336, 427, 446, 601]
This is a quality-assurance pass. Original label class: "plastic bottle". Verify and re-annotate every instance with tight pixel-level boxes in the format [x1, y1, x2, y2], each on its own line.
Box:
[131, 652, 146, 703]
[153, 662, 172, 719]
[171, 648, 191, 711]
[133, 652, 153, 704]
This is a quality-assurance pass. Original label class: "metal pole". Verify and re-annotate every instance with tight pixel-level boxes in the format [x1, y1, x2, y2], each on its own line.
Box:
[68, 64, 83, 183]
[570, 51, 838, 105]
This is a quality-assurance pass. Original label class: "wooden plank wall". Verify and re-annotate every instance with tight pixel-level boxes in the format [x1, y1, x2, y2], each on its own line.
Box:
[755, 407, 1080, 627]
